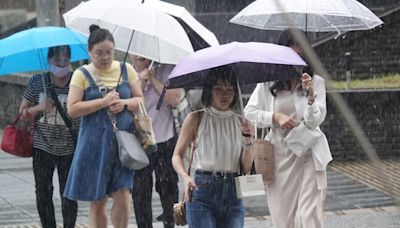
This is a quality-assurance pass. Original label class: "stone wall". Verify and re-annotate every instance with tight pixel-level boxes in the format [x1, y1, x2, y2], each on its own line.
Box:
[0, 0, 35, 11]
[314, 8, 400, 80]
[321, 90, 400, 161]
[0, 75, 28, 127]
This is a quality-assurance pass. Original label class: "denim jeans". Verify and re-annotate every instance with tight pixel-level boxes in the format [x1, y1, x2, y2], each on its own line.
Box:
[186, 172, 244, 228]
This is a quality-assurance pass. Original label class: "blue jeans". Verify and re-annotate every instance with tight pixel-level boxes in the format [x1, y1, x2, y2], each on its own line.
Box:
[186, 172, 244, 228]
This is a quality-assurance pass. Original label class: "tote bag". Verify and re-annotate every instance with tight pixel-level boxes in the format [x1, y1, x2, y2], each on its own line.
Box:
[253, 119, 275, 184]
[133, 98, 157, 153]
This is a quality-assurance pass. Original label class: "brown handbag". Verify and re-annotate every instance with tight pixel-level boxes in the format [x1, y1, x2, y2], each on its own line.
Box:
[253, 124, 275, 184]
[173, 111, 202, 226]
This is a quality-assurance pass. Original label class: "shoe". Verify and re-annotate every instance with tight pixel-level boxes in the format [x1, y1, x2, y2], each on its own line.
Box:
[156, 213, 164, 221]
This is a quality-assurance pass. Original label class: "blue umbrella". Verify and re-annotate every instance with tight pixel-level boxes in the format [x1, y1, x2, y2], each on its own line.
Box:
[0, 26, 89, 76]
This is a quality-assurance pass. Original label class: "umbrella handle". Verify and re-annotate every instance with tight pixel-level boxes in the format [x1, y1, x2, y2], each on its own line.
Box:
[236, 77, 244, 115]
[41, 74, 48, 99]
[148, 60, 154, 70]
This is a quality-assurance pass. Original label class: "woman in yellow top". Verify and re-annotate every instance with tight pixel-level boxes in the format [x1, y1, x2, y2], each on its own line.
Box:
[64, 24, 143, 228]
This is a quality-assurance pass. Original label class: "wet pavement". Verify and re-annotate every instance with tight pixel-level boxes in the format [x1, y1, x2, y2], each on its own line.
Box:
[0, 138, 399, 227]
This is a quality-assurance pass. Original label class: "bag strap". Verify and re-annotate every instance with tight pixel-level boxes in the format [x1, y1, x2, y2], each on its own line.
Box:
[180, 110, 203, 202]
[48, 77, 77, 147]
[136, 98, 147, 116]
[11, 113, 22, 126]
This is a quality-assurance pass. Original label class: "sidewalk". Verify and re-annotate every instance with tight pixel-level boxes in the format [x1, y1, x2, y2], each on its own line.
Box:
[0, 132, 399, 227]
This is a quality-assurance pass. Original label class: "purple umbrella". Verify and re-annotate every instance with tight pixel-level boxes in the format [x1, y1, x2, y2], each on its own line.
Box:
[166, 41, 306, 89]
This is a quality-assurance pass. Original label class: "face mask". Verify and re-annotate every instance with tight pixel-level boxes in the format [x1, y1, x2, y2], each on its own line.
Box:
[49, 64, 70, 77]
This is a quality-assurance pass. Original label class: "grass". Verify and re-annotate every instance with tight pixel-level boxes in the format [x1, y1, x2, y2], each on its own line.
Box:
[328, 74, 400, 90]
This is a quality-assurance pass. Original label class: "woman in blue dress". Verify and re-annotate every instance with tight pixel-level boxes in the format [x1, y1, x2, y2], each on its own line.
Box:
[64, 24, 143, 227]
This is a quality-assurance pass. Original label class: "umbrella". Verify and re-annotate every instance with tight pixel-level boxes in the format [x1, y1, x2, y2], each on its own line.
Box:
[0, 26, 88, 76]
[166, 42, 307, 89]
[63, 0, 199, 64]
[230, 0, 383, 35]
[136, 0, 219, 50]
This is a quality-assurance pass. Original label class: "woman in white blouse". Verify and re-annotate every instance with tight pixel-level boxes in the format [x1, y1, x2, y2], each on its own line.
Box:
[244, 29, 332, 228]
[172, 67, 254, 228]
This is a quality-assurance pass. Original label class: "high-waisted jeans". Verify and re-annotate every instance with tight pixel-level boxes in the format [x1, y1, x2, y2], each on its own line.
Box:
[185, 172, 244, 228]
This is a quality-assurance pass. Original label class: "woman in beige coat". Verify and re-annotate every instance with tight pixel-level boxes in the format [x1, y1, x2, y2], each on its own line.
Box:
[244, 29, 332, 228]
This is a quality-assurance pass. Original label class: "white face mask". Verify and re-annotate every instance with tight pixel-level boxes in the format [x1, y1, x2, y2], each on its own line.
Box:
[49, 64, 70, 77]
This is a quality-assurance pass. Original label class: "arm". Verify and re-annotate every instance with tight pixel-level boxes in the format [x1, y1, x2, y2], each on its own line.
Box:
[240, 117, 255, 174]
[172, 111, 200, 201]
[302, 75, 327, 129]
[19, 75, 54, 120]
[20, 98, 55, 120]
[149, 74, 182, 107]
[67, 85, 119, 118]
[244, 83, 273, 128]
[245, 82, 298, 130]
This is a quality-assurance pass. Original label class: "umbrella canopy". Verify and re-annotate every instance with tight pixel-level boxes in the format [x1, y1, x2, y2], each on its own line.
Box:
[63, 0, 195, 64]
[230, 0, 383, 34]
[167, 42, 307, 89]
[136, 0, 219, 50]
[0, 26, 88, 76]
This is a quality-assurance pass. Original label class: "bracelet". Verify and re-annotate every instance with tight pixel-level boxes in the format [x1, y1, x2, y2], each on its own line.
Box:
[242, 140, 253, 149]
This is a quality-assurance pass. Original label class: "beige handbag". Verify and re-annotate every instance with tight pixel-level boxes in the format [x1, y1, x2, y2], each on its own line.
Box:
[253, 120, 275, 184]
[133, 98, 158, 153]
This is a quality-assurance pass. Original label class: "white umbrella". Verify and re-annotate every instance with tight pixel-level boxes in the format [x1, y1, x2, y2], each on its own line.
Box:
[230, 0, 383, 35]
[63, 0, 194, 64]
[137, 0, 219, 50]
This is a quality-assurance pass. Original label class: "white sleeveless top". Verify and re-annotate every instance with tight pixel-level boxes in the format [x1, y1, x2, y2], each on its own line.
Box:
[194, 107, 242, 172]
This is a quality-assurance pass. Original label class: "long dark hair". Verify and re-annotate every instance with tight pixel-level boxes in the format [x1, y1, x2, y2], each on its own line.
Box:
[201, 66, 239, 108]
[88, 24, 114, 51]
[270, 28, 313, 96]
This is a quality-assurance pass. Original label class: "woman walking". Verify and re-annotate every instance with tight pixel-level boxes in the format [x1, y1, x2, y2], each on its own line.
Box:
[64, 24, 143, 228]
[244, 29, 332, 228]
[172, 67, 254, 228]
[19, 45, 78, 228]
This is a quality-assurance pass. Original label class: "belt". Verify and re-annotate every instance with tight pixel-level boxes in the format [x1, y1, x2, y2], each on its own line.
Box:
[195, 170, 238, 178]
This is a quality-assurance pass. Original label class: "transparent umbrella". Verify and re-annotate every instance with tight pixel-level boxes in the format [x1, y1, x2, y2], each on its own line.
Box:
[230, 0, 383, 35]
